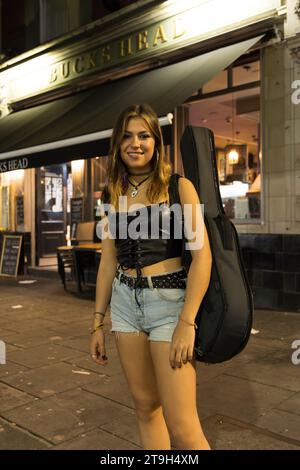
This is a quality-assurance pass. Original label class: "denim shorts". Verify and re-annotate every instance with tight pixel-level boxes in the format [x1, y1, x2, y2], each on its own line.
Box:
[110, 267, 187, 342]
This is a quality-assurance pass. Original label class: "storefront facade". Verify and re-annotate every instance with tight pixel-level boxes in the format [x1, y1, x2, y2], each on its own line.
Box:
[0, 0, 299, 310]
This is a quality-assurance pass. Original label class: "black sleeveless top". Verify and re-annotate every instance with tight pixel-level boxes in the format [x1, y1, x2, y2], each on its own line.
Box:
[101, 174, 184, 283]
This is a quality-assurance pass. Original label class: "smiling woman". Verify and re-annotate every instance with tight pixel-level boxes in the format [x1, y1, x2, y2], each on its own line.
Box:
[105, 103, 172, 211]
[90, 103, 212, 451]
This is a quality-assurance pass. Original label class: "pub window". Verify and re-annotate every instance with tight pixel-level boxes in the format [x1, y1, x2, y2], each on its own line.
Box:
[187, 52, 261, 223]
[202, 70, 228, 94]
[189, 86, 261, 222]
[232, 60, 260, 87]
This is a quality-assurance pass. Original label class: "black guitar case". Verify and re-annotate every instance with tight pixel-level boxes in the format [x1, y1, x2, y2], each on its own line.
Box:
[179, 126, 253, 363]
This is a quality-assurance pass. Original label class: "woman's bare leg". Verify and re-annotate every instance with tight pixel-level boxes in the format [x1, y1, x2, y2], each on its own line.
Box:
[150, 341, 210, 450]
[114, 331, 171, 449]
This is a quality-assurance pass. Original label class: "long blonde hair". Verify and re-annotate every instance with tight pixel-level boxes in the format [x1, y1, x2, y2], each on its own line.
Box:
[104, 103, 172, 209]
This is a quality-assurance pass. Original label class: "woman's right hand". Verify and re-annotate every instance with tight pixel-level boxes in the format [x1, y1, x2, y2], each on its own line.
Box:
[90, 329, 108, 366]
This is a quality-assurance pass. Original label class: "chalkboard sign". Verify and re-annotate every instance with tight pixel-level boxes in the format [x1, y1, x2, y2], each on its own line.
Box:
[16, 195, 24, 227]
[70, 197, 84, 237]
[0, 235, 22, 277]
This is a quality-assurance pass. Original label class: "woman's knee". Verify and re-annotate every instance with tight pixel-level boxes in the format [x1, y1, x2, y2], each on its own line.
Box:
[135, 400, 162, 422]
[167, 418, 208, 449]
[171, 425, 196, 446]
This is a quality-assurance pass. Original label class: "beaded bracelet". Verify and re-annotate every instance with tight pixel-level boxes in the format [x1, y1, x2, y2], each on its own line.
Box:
[180, 318, 198, 329]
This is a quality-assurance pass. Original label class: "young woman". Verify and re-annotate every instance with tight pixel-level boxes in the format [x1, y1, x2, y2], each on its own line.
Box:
[90, 103, 212, 450]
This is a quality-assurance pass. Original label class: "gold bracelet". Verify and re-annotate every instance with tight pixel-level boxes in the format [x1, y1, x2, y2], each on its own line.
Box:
[94, 311, 105, 317]
[180, 318, 198, 329]
[91, 324, 104, 334]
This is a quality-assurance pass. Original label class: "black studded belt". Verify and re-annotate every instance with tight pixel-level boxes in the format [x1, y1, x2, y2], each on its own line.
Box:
[115, 268, 187, 290]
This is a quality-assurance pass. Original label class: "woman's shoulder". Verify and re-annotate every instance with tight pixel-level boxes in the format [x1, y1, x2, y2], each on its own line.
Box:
[169, 173, 192, 191]
[177, 176, 200, 204]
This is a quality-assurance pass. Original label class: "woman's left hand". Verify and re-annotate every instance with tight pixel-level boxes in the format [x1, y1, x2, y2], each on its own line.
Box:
[169, 320, 196, 369]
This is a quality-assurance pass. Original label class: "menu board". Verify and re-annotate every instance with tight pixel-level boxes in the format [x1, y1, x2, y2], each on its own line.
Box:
[16, 195, 24, 227]
[0, 235, 22, 277]
[70, 197, 84, 237]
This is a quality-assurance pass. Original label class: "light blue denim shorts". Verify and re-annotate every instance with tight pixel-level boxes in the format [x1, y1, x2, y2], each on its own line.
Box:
[110, 267, 187, 342]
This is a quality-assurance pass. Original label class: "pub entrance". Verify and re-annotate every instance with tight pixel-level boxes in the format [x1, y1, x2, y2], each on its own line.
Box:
[36, 163, 72, 266]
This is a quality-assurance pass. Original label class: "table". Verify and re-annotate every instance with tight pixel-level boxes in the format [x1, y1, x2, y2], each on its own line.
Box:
[72, 243, 102, 292]
[57, 243, 101, 292]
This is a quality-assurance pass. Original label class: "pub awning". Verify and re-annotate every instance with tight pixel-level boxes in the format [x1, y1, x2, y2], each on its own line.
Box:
[0, 35, 263, 172]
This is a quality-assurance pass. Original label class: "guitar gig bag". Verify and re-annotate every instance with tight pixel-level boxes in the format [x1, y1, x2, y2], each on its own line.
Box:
[176, 126, 254, 363]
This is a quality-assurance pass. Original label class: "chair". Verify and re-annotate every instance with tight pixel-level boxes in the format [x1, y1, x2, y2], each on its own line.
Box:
[57, 221, 99, 291]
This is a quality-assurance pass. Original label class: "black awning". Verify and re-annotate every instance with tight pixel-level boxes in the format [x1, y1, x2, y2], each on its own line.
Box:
[0, 35, 262, 172]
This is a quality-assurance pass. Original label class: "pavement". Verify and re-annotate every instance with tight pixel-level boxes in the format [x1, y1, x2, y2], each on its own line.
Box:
[0, 274, 300, 451]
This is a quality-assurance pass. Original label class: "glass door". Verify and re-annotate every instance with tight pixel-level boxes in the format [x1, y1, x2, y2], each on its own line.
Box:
[36, 164, 68, 264]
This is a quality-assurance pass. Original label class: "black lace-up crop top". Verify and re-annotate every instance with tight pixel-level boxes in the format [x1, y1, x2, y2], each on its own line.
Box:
[115, 201, 184, 272]
[101, 174, 184, 281]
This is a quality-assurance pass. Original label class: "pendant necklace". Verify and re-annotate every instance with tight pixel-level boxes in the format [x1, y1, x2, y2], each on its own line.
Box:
[127, 174, 151, 198]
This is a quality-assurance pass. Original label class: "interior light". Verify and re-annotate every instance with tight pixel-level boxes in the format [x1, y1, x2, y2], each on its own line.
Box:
[71, 159, 85, 172]
[228, 148, 239, 165]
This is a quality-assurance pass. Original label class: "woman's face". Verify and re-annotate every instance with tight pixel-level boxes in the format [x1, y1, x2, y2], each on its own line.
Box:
[119, 117, 156, 173]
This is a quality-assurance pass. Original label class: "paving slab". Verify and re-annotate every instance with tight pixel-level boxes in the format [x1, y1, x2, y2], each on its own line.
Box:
[225, 349, 300, 392]
[0, 327, 19, 336]
[197, 374, 294, 423]
[100, 411, 141, 447]
[202, 415, 300, 450]
[0, 382, 36, 412]
[252, 310, 300, 339]
[58, 336, 94, 354]
[0, 417, 51, 450]
[0, 361, 30, 379]
[3, 330, 66, 350]
[3, 343, 21, 353]
[0, 362, 101, 397]
[277, 392, 300, 416]
[7, 343, 83, 369]
[83, 373, 135, 409]
[64, 351, 123, 377]
[196, 341, 274, 384]
[1, 308, 61, 324]
[45, 311, 95, 324]
[47, 320, 91, 337]
[250, 335, 299, 352]
[53, 428, 140, 450]
[2, 388, 133, 444]
[253, 409, 300, 442]
[0, 316, 29, 331]
[59, 329, 116, 355]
